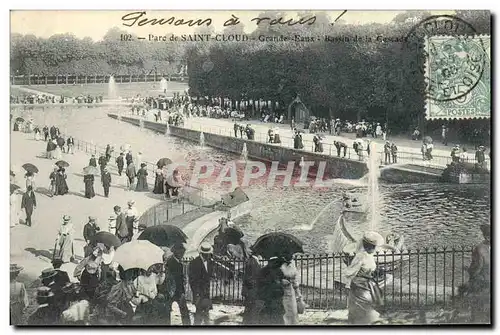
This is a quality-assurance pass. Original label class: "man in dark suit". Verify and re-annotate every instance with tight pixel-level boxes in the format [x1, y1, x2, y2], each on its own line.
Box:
[101, 166, 112, 197]
[116, 153, 125, 176]
[242, 252, 262, 325]
[21, 185, 37, 227]
[98, 154, 107, 174]
[113, 206, 129, 243]
[188, 242, 214, 325]
[162, 243, 191, 325]
[83, 216, 100, 244]
[51, 258, 71, 286]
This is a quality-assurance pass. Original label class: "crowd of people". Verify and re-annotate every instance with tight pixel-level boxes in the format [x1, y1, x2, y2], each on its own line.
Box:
[10, 108, 491, 325]
[10, 94, 104, 104]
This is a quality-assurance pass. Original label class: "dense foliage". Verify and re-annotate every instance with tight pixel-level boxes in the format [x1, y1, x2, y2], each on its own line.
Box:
[10, 27, 186, 77]
[186, 11, 490, 130]
[11, 11, 490, 131]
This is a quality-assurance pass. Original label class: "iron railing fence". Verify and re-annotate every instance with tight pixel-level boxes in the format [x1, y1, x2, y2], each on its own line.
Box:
[180, 119, 490, 169]
[52, 133, 207, 225]
[179, 247, 474, 311]
[11, 74, 187, 86]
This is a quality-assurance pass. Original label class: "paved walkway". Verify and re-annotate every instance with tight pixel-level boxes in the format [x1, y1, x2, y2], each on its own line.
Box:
[182, 117, 490, 169]
[10, 131, 163, 283]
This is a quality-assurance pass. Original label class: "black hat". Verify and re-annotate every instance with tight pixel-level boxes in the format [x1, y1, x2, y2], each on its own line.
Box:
[37, 286, 55, 299]
[39, 268, 57, 280]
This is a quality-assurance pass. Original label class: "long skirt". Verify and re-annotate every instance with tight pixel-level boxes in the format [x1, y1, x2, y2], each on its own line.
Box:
[136, 176, 148, 192]
[347, 282, 380, 325]
[153, 175, 164, 194]
[53, 148, 62, 160]
[10, 194, 21, 227]
[84, 181, 95, 199]
[56, 179, 69, 195]
[282, 283, 298, 325]
[56, 235, 75, 263]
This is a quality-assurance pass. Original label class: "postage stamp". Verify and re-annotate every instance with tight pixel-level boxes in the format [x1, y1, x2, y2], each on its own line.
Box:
[425, 35, 491, 119]
[9, 10, 491, 327]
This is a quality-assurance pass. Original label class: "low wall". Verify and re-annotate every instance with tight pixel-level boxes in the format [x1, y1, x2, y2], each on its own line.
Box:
[110, 114, 449, 183]
[116, 114, 367, 179]
[381, 165, 443, 184]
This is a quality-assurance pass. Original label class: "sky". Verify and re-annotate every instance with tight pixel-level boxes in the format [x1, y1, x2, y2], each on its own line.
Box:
[10, 10, 455, 41]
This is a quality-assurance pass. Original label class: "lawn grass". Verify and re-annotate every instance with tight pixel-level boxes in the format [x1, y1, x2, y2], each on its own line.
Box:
[18, 81, 188, 98]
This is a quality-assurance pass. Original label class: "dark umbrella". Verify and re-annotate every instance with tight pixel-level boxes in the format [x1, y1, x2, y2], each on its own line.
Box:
[83, 166, 100, 175]
[56, 137, 65, 146]
[224, 226, 244, 245]
[55, 160, 70, 168]
[138, 225, 188, 247]
[157, 157, 173, 168]
[15, 117, 25, 122]
[10, 184, 20, 195]
[251, 232, 304, 259]
[91, 232, 121, 248]
[22, 163, 39, 174]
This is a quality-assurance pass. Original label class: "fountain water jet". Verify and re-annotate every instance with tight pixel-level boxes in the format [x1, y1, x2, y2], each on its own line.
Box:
[366, 142, 381, 231]
[241, 143, 248, 161]
[293, 199, 340, 231]
[199, 132, 205, 148]
[108, 75, 117, 100]
[160, 78, 168, 93]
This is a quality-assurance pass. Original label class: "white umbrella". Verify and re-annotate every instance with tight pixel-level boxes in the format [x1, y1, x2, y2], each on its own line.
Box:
[114, 240, 164, 271]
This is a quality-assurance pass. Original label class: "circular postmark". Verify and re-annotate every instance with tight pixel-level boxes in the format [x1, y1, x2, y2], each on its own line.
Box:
[404, 15, 488, 102]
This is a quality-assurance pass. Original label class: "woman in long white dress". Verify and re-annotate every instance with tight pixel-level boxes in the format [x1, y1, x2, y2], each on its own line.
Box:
[55, 215, 75, 263]
[10, 190, 22, 227]
[280, 256, 306, 325]
[344, 232, 385, 325]
[53, 141, 63, 160]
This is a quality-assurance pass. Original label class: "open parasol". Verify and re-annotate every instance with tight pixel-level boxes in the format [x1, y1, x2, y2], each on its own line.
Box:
[10, 184, 20, 195]
[15, 117, 25, 122]
[56, 137, 65, 147]
[55, 160, 70, 168]
[22, 163, 39, 174]
[138, 225, 188, 248]
[251, 232, 304, 259]
[91, 232, 121, 248]
[114, 240, 164, 271]
[423, 136, 433, 145]
[83, 166, 100, 175]
[157, 158, 173, 168]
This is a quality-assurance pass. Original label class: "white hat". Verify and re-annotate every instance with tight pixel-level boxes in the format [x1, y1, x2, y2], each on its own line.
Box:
[362, 231, 384, 246]
[198, 242, 213, 254]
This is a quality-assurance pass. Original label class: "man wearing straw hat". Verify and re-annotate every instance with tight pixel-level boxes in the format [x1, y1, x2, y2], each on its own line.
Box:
[466, 224, 491, 323]
[27, 287, 59, 325]
[188, 242, 214, 325]
[10, 264, 29, 325]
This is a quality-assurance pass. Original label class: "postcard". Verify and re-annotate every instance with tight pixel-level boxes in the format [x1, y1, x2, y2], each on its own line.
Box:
[9, 10, 491, 326]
